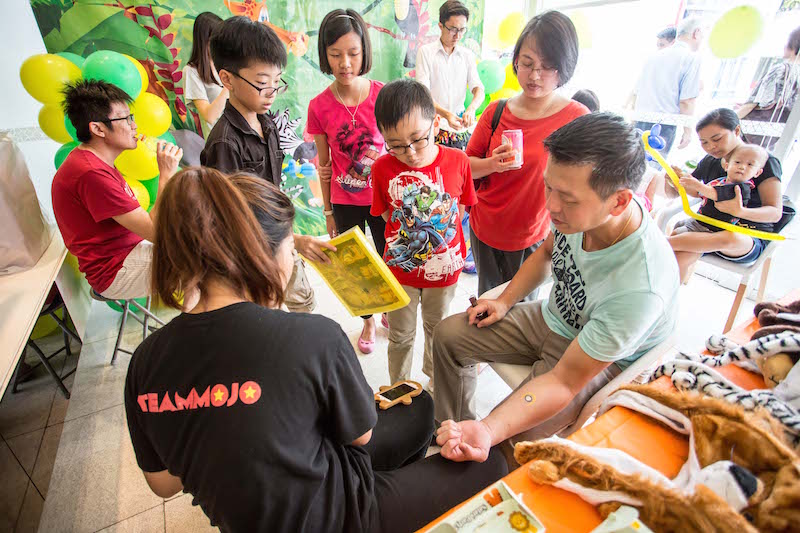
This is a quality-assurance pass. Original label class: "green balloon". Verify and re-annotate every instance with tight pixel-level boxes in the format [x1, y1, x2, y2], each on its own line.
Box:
[106, 297, 148, 314]
[64, 115, 78, 141]
[477, 60, 505, 95]
[476, 94, 491, 116]
[158, 130, 176, 145]
[56, 52, 85, 69]
[82, 50, 142, 100]
[139, 175, 159, 209]
[54, 141, 79, 169]
[464, 88, 474, 109]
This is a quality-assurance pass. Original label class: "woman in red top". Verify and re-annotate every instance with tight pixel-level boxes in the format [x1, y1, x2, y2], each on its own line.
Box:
[466, 11, 588, 297]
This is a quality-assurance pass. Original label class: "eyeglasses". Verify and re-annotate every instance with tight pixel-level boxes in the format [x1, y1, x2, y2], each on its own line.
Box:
[99, 114, 135, 126]
[385, 123, 434, 155]
[515, 61, 558, 79]
[230, 71, 289, 97]
[443, 23, 467, 36]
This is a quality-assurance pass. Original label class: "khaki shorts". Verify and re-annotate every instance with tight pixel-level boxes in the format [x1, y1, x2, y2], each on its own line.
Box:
[100, 240, 153, 300]
[284, 250, 316, 313]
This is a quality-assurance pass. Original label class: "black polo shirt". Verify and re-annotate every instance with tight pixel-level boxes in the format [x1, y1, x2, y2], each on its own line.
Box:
[200, 102, 283, 185]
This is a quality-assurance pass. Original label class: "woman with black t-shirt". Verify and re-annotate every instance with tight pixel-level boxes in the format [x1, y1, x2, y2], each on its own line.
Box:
[123, 168, 506, 533]
[668, 108, 782, 280]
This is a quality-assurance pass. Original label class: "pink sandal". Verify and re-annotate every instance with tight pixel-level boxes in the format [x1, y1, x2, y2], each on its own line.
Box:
[357, 335, 375, 354]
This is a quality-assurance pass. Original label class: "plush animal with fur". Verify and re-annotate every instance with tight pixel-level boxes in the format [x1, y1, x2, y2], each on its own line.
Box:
[650, 332, 800, 444]
[516, 439, 758, 532]
[514, 385, 800, 532]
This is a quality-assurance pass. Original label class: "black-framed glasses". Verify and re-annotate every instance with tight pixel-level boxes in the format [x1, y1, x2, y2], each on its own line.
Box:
[443, 23, 467, 36]
[385, 122, 434, 155]
[514, 61, 558, 79]
[99, 114, 135, 126]
[230, 71, 289, 97]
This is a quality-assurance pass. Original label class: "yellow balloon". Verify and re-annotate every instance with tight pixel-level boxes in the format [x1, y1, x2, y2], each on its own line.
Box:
[569, 11, 592, 49]
[642, 131, 784, 241]
[38, 104, 72, 143]
[709, 6, 764, 59]
[20, 54, 82, 104]
[498, 12, 525, 49]
[131, 92, 171, 137]
[122, 54, 149, 96]
[490, 88, 518, 101]
[116, 139, 158, 180]
[124, 176, 151, 210]
[503, 63, 521, 91]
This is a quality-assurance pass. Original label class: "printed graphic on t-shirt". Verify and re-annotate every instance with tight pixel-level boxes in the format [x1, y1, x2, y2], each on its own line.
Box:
[385, 169, 463, 281]
[551, 231, 587, 329]
[334, 122, 380, 193]
[136, 381, 262, 413]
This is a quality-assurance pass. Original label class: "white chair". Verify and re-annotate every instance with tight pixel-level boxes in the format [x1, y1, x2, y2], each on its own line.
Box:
[478, 282, 674, 436]
[657, 199, 795, 333]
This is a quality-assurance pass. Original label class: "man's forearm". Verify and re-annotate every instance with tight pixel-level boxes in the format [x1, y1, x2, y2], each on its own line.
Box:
[483, 372, 574, 445]
[498, 249, 551, 307]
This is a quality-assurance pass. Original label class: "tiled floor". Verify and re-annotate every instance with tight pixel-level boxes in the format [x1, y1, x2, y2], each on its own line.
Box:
[3, 246, 796, 531]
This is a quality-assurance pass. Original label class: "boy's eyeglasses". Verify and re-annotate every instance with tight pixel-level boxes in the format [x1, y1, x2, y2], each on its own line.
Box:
[231, 72, 289, 97]
[385, 122, 434, 155]
[443, 23, 467, 36]
[99, 114, 135, 126]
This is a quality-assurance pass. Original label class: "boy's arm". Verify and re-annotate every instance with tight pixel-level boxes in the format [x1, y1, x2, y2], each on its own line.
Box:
[200, 140, 242, 175]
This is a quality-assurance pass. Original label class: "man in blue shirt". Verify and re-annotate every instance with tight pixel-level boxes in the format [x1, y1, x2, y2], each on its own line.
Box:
[631, 17, 704, 156]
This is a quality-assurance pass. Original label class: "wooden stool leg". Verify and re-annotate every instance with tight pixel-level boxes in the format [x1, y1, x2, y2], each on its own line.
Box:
[725, 282, 748, 333]
[756, 257, 772, 303]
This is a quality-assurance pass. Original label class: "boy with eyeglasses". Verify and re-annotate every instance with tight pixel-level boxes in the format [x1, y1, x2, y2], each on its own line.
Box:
[415, 0, 484, 151]
[371, 79, 477, 388]
[52, 79, 182, 300]
[201, 16, 333, 313]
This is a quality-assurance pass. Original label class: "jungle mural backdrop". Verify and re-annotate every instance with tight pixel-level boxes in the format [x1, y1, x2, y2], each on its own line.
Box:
[28, 0, 485, 235]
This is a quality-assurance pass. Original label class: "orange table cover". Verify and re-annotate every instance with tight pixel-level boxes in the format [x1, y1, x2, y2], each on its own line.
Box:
[417, 291, 800, 532]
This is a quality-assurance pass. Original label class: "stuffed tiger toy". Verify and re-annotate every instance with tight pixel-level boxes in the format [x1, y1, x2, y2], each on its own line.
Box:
[649, 332, 800, 445]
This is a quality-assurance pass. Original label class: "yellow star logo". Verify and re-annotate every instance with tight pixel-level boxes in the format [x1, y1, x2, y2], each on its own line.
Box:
[213, 388, 224, 402]
[243, 386, 256, 399]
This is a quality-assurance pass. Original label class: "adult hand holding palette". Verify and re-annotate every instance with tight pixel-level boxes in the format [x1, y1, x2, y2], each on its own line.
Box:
[300, 227, 410, 316]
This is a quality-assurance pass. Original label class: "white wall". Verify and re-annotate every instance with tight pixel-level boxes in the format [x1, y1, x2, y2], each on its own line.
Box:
[0, 0, 61, 223]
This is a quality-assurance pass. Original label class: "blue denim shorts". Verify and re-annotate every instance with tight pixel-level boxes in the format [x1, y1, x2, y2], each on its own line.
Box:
[713, 237, 767, 264]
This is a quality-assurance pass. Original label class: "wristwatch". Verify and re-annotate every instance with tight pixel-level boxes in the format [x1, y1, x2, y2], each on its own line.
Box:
[323, 209, 334, 216]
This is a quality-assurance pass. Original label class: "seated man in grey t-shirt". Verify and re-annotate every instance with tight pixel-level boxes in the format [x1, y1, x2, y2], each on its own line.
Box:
[433, 113, 680, 466]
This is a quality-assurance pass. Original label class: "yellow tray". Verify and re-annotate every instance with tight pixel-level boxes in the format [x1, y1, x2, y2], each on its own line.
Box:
[301, 227, 410, 316]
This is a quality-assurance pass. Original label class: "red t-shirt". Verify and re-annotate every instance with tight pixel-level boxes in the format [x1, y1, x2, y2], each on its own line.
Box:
[51, 149, 143, 292]
[466, 100, 588, 251]
[371, 146, 477, 288]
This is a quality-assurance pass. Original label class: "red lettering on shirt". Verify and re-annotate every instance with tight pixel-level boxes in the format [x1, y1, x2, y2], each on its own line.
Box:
[136, 382, 262, 413]
[193, 387, 210, 408]
[158, 394, 177, 413]
[227, 383, 239, 407]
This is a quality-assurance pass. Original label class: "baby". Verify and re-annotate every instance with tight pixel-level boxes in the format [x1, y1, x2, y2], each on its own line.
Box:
[672, 143, 768, 235]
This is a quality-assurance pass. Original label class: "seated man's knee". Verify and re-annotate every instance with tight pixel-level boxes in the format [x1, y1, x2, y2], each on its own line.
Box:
[432, 313, 468, 353]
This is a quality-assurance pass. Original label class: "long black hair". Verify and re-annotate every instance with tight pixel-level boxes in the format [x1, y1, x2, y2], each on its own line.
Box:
[696, 108, 749, 143]
[187, 12, 223, 86]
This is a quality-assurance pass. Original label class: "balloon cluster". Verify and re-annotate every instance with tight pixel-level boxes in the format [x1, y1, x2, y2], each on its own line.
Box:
[20, 50, 175, 211]
[466, 61, 521, 118]
[641, 125, 784, 242]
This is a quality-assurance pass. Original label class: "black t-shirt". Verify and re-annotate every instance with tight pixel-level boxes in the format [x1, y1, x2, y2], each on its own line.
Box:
[692, 153, 782, 232]
[124, 303, 378, 533]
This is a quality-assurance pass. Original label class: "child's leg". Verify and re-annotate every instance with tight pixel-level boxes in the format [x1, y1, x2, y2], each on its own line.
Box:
[674, 251, 702, 284]
[387, 286, 421, 383]
[668, 229, 753, 256]
[419, 285, 459, 389]
[283, 250, 316, 313]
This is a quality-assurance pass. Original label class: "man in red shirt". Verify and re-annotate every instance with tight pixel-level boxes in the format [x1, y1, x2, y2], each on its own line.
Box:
[52, 80, 182, 299]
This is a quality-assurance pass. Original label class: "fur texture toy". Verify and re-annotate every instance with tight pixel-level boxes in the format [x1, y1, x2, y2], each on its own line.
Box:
[514, 385, 800, 532]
